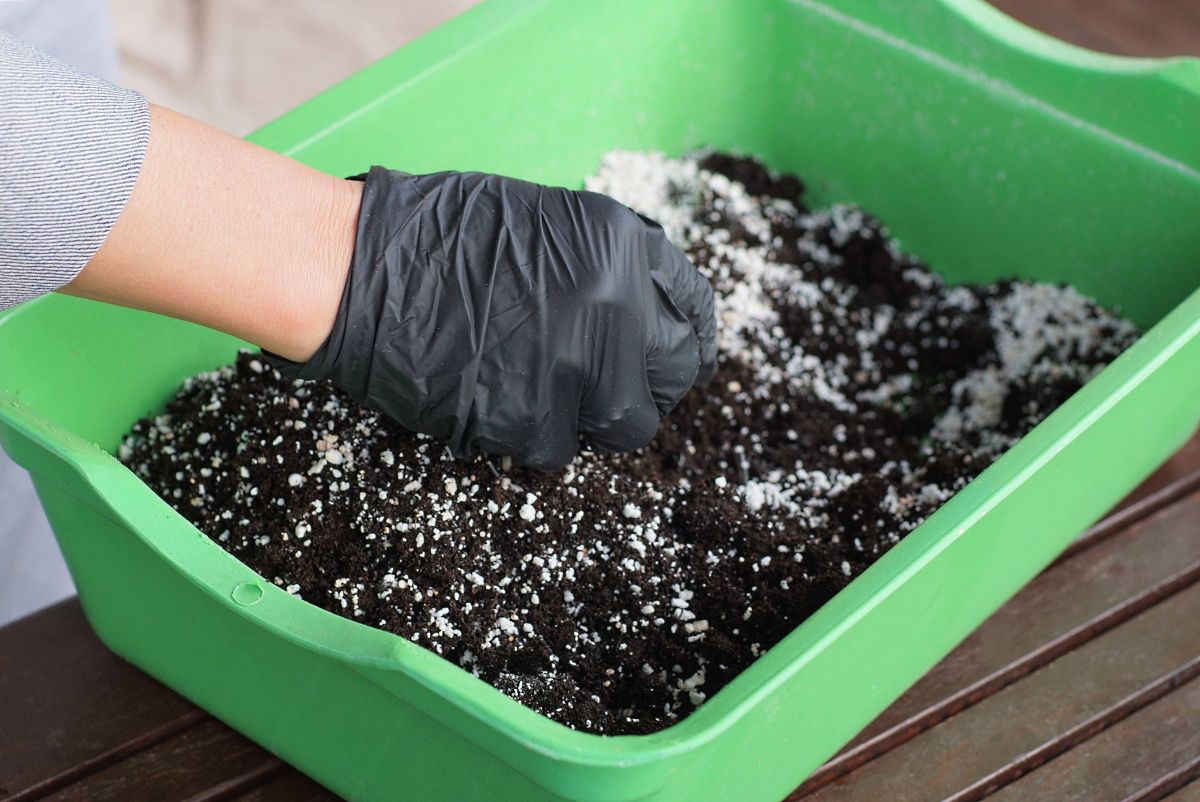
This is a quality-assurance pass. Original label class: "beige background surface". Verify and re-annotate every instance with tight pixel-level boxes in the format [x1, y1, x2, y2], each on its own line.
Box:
[110, 0, 1199, 139]
[111, 0, 482, 135]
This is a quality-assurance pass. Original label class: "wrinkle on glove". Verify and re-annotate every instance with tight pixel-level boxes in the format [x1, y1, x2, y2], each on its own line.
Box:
[268, 167, 717, 471]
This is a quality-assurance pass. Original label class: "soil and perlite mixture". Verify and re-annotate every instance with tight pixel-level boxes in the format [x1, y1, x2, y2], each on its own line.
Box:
[120, 151, 1138, 735]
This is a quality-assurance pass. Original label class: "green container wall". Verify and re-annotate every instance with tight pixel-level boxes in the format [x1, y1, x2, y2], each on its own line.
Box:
[2, 1, 1199, 800]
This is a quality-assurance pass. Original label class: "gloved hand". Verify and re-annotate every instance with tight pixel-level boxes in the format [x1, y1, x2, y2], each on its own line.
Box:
[267, 167, 717, 471]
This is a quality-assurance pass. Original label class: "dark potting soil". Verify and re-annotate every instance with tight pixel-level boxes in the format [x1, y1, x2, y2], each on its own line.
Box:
[120, 151, 1139, 735]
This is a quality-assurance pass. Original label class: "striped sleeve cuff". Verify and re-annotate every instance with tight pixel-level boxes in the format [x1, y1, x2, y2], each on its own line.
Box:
[0, 30, 150, 310]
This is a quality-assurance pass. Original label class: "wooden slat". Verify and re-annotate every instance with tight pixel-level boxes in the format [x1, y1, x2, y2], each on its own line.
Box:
[1110, 434, 1200, 514]
[1165, 780, 1200, 802]
[985, 677, 1200, 802]
[37, 721, 273, 802]
[179, 760, 289, 802]
[0, 601, 206, 801]
[942, 661, 1200, 802]
[860, 487, 1200, 739]
[800, 580, 1200, 801]
[227, 771, 339, 802]
[792, 487, 1200, 796]
[1057, 467, 1200, 566]
[1119, 757, 1200, 802]
[988, 0, 1200, 57]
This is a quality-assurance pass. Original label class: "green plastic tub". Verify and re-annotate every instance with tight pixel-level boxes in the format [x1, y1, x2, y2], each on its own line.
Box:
[2, 1, 1199, 799]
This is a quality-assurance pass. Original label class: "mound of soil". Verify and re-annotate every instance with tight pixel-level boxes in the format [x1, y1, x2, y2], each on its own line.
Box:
[121, 151, 1138, 734]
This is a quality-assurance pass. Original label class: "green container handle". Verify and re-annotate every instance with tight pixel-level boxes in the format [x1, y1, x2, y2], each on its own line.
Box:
[1160, 58, 1200, 95]
[765, 0, 1200, 198]
[945, 0, 1200, 75]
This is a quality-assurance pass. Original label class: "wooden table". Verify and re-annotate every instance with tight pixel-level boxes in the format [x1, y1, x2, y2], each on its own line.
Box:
[2, 436, 1198, 802]
[3, 4, 1199, 801]
[989, 0, 1200, 58]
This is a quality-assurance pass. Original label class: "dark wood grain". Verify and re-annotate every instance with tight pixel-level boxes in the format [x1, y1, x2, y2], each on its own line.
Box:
[0, 601, 205, 801]
[1165, 779, 1200, 802]
[942, 660, 1200, 802]
[1111, 434, 1200, 513]
[1058, 465, 1200, 564]
[227, 771, 340, 802]
[1108, 434, 1200, 504]
[801, 580, 1200, 800]
[180, 760, 289, 802]
[988, 0, 1200, 57]
[979, 681, 1200, 797]
[791, 482, 1200, 797]
[36, 722, 273, 802]
[981, 677, 1200, 802]
[1122, 759, 1200, 802]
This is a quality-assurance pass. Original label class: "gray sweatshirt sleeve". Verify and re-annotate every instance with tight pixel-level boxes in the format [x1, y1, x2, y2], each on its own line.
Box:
[0, 31, 150, 310]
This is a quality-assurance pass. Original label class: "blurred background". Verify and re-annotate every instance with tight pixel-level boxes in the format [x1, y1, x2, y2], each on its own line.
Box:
[110, 0, 1200, 136]
[111, 0, 481, 135]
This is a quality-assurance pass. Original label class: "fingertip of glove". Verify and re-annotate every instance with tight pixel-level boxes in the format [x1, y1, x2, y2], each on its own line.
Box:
[583, 403, 661, 454]
[646, 335, 700, 415]
[506, 441, 578, 473]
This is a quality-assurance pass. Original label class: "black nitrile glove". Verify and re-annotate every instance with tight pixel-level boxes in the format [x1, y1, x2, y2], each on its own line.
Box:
[268, 167, 717, 471]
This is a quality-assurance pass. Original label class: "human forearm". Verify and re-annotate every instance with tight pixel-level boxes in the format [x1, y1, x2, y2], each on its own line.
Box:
[64, 105, 361, 362]
[1, 37, 716, 469]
